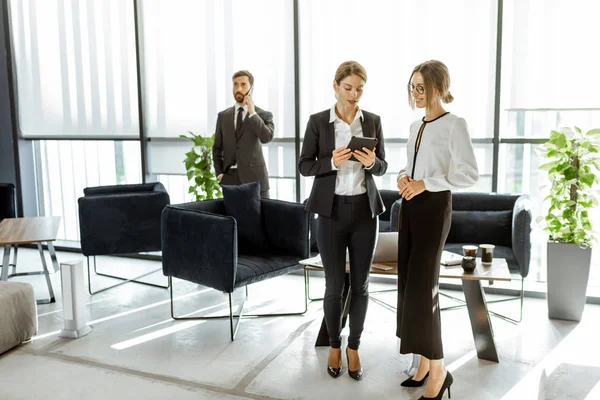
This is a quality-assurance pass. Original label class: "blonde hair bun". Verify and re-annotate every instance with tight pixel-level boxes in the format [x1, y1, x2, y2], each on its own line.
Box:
[442, 91, 454, 104]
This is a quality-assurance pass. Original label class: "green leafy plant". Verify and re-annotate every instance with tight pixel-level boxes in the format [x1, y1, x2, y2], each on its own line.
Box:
[180, 132, 222, 201]
[538, 126, 600, 246]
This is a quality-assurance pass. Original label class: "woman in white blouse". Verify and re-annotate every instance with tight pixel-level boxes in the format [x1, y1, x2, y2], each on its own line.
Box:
[298, 61, 387, 381]
[396, 60, 478, 400]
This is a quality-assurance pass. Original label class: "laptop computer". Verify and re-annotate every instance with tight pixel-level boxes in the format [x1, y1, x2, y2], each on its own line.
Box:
[372, 233, 462, 266]
[373, 231, 398, 263]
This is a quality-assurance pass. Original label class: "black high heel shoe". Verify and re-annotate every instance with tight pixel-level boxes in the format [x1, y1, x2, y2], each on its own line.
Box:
[327, 349, 342, 378]
[401, 371, 429, 387]
[345, 348, 363, 381]
[419, 371, 453, 400]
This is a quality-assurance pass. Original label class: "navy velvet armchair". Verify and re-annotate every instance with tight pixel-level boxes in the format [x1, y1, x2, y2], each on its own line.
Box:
[78, 183, 170, 294]
[379, 189, 402, 232]
[161, 197, 310, 340]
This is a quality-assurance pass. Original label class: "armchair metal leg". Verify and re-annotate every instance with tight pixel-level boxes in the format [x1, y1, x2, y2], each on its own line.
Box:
[87, 256, 169, 295]
[440, 279, 525, 324]
[440, 291, 468, 311]
[169, 271, 308, 341]
[486, 279, 525, 324]
[368, 295, 397, 312]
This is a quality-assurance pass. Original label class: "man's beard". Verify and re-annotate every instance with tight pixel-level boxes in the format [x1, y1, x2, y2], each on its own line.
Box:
[234, 92, 245, 103]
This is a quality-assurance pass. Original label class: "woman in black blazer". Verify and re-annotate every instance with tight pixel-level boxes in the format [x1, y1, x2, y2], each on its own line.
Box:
[298, 61, 387, 381]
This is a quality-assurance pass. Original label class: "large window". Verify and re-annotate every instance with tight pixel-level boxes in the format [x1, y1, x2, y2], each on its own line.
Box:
[9, 0, 139, 139]
[139, 0, 296, 199]
[298, 0, 498, 197]
[7, 1, 600, 292]
[8, 0, 141, 242]
[499, 0, 600, 286]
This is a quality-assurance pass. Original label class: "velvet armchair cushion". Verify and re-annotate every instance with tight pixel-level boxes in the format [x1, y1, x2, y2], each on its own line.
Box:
[221, 181, 269, 251]
[161, 202, 237, 293]
[262, 199, 310, 258]
[446, 210, 513, 247]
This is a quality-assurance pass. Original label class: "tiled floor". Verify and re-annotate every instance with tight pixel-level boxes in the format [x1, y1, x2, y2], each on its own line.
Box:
[1, 248, 599, 399]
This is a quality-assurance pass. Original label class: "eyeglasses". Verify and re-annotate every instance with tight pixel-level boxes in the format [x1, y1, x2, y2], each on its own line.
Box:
[407, 84, 425, 95]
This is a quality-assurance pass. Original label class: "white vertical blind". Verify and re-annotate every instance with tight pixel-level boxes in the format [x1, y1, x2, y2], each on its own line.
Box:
[8, 0, 139, 138]
[299, 0, 498, 139]
[139, 0, 295, 175]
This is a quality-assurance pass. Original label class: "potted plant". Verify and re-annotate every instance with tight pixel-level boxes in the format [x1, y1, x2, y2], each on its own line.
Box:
[181, 132, 222, 201]
[539, 126, 600, 321]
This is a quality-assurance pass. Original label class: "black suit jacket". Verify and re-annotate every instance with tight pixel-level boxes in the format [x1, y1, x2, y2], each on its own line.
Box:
[212, 106, 274, 191]
[298, 109, 388, 218]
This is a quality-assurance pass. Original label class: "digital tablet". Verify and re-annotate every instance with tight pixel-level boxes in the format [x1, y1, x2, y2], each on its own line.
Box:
[347, 136, 379, 162]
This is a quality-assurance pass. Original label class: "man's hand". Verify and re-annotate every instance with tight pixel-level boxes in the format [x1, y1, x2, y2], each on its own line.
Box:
[400, 179, 426, 200]
[218, 174, 223, 182]
[353, 147, 376, 168]
[243, 94, 255, 115]
[332, 146, 352, 168]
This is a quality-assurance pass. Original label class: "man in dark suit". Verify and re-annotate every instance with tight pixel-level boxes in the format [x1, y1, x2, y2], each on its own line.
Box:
[212, 70, 274, 198]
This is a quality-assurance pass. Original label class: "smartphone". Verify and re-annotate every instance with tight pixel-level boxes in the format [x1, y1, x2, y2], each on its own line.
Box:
[246, 86, 253, 97]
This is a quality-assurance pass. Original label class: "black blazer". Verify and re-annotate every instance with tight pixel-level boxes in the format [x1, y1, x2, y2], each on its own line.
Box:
[298, 109, 388, 218]
[212, 106, 274, 191]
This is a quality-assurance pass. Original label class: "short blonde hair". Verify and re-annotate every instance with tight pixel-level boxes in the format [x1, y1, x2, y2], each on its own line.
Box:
[334, 61, 367, 84]
[408, 60, 454, 110]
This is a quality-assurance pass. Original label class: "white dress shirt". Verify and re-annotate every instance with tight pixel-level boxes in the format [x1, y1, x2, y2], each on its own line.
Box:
[233, 103, 256, 128]
[329, 105, 370, 196]
[398, 113, 478, 191]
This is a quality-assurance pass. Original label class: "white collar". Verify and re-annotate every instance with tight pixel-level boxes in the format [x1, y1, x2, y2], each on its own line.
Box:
[234, 103, 248, 113]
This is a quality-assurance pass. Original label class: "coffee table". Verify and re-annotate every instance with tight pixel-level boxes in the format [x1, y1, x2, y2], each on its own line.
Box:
[0, 217, 62, 304]
[301, 257, 510, 363]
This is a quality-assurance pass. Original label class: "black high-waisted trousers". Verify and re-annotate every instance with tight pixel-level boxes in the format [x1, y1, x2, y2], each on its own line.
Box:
[317, 193, 377, 350]
[396, 190, 452, 360]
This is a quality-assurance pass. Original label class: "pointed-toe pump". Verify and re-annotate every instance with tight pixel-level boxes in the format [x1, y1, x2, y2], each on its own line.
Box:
[327, 350, 342, 378]
[345, 348, 363, 381]
[419, 371, 453, 400]
[401, 371, 429, 387]
[327, 363, 342, 378]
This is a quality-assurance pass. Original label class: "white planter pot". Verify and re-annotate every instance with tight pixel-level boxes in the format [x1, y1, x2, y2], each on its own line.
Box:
[546, 242, 592, 322]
